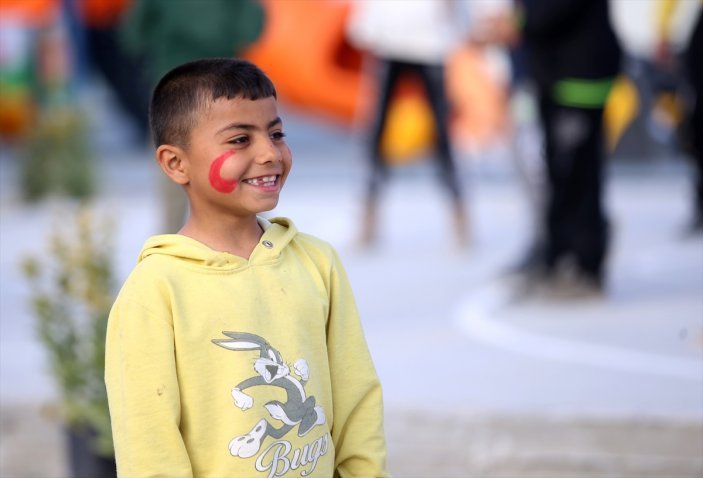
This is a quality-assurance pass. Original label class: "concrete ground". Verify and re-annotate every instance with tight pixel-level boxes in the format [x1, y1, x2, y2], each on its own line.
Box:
[1, 91, 702, 476]
[1, 404, 701, 478]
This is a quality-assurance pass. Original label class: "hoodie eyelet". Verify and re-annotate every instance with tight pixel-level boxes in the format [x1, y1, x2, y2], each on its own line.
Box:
[262, 240, 274, 249]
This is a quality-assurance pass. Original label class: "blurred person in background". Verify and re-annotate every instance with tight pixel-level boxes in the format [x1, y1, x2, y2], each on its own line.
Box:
[491, 0, 622, 297]
[75, 0, 150, 144]
[521, 0, 621, 296]
[118, 0, 265, 233]
[346, 0, 472, 249]
[655, 0, 703, 234]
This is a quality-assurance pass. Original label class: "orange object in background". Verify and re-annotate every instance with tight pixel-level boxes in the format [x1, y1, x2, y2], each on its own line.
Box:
[243, 0, 363, 123]
[0, 95, 36, 140]
[0, 0, 57, 25]
[78, 0, 132, 28]
[603, 74, 640, 152]
[0, 0, 131, 27]
[379, 74, 436, 164]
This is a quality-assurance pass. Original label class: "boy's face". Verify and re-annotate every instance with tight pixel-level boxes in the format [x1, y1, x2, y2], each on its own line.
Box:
[177, 96, 292, 218]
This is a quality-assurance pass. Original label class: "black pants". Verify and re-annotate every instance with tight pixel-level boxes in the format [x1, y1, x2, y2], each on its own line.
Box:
[367, 59, 462, 200]
[537, 90, 609, 280]
[685, 10, 703, 216]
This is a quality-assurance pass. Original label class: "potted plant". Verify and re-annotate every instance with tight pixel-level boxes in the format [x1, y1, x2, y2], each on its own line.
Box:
[22, 206, 116, 477]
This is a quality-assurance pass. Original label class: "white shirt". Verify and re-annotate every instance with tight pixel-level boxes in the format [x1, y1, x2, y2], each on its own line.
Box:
[346, 0, 472, 64]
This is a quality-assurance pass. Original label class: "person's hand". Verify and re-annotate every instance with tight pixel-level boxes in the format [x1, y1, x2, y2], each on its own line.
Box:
[470, 12, 520, 47]
[655, 38, 678, 70]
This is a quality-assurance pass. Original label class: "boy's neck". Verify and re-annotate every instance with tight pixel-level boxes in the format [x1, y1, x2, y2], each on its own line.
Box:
[178, 214, 264, 259]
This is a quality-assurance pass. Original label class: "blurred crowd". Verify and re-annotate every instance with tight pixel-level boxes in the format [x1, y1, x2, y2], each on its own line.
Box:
[1, 0, 701, 298]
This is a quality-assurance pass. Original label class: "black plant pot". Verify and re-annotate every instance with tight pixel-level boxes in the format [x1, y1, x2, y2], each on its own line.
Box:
[65, 427, 116, 478]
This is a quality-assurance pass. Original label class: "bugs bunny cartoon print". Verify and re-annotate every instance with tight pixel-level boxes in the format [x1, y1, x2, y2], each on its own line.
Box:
[212, 332, 327, 458]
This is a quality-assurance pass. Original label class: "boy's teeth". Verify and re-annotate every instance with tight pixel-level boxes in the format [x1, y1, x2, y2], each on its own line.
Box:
[245, 175, 277, 186]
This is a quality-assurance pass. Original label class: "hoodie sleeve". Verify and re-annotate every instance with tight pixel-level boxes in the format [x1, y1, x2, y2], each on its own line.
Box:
[325, 249, 390, 478]
[105, 289, 193, 478]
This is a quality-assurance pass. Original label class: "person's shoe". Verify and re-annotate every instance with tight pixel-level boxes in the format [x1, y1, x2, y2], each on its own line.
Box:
[358, 197, 379, 247]
[508, 258, 605, 301]
[541, 262, 605, 300]
[451, 200, 470, 249]
[508, 241, 546, 276]
[682, 212, 703, 237]
[548, 272, 604, 299]
[502, 255, 550, 300]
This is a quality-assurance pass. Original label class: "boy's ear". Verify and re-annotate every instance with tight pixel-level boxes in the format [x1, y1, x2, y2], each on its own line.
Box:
[156, 145, 190, 185]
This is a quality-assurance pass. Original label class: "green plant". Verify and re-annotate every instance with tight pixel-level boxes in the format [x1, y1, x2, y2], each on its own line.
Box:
[20, 106, 95, 201]
[22, 206, 114, 457]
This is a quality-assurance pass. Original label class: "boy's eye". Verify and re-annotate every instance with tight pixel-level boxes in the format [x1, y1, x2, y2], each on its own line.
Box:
[227, 136, 248, 145]
[270, 131, 286, 141]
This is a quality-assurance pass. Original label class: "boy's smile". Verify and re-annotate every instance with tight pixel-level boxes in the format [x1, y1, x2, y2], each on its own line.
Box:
[241, 175, 280, 190]
[182, 96, 292, 219]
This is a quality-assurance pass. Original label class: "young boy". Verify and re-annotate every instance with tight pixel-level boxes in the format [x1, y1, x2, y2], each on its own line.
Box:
[105, 58, 389, 478]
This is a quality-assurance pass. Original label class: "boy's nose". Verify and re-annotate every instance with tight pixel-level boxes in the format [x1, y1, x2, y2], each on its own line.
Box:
[256, 140, 282, 164]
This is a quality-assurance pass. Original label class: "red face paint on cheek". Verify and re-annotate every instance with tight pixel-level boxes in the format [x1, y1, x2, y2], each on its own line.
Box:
[208, 150, 238, 193]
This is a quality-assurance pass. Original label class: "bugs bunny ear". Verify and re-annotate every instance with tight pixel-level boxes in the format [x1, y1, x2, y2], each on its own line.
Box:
[212, 339, 261, 350]
[211, 331, 267, 351]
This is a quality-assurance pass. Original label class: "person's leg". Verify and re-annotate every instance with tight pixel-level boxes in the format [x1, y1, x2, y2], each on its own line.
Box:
[417, 62, 468, 246]
[418, 64, 461, 197]
[547, 102, 608, 283]
[360, 58, 403, 245]
[368, 60, 403, 195]
[690, 90, 703, 230]
[568, 106, 609, 283]
[685, 11, 703, 230]
[533, 90, 608, 294]
[538, 90, 569, 274]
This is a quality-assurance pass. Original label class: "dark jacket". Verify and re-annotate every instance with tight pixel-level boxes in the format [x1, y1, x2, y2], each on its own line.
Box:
[520, 0, 621, 89]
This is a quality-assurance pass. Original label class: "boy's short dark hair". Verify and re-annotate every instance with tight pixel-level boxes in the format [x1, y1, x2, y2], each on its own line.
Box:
[150, 58, 277, 148]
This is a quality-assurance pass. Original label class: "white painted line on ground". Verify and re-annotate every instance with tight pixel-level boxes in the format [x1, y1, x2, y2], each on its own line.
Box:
[454, 283, 703, 381]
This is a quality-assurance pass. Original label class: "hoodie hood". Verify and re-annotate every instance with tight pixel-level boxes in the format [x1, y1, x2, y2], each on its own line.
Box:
[137, 216, 298, 270]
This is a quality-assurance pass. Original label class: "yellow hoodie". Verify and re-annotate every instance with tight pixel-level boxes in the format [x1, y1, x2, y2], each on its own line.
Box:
[105, 217, 388, 478]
